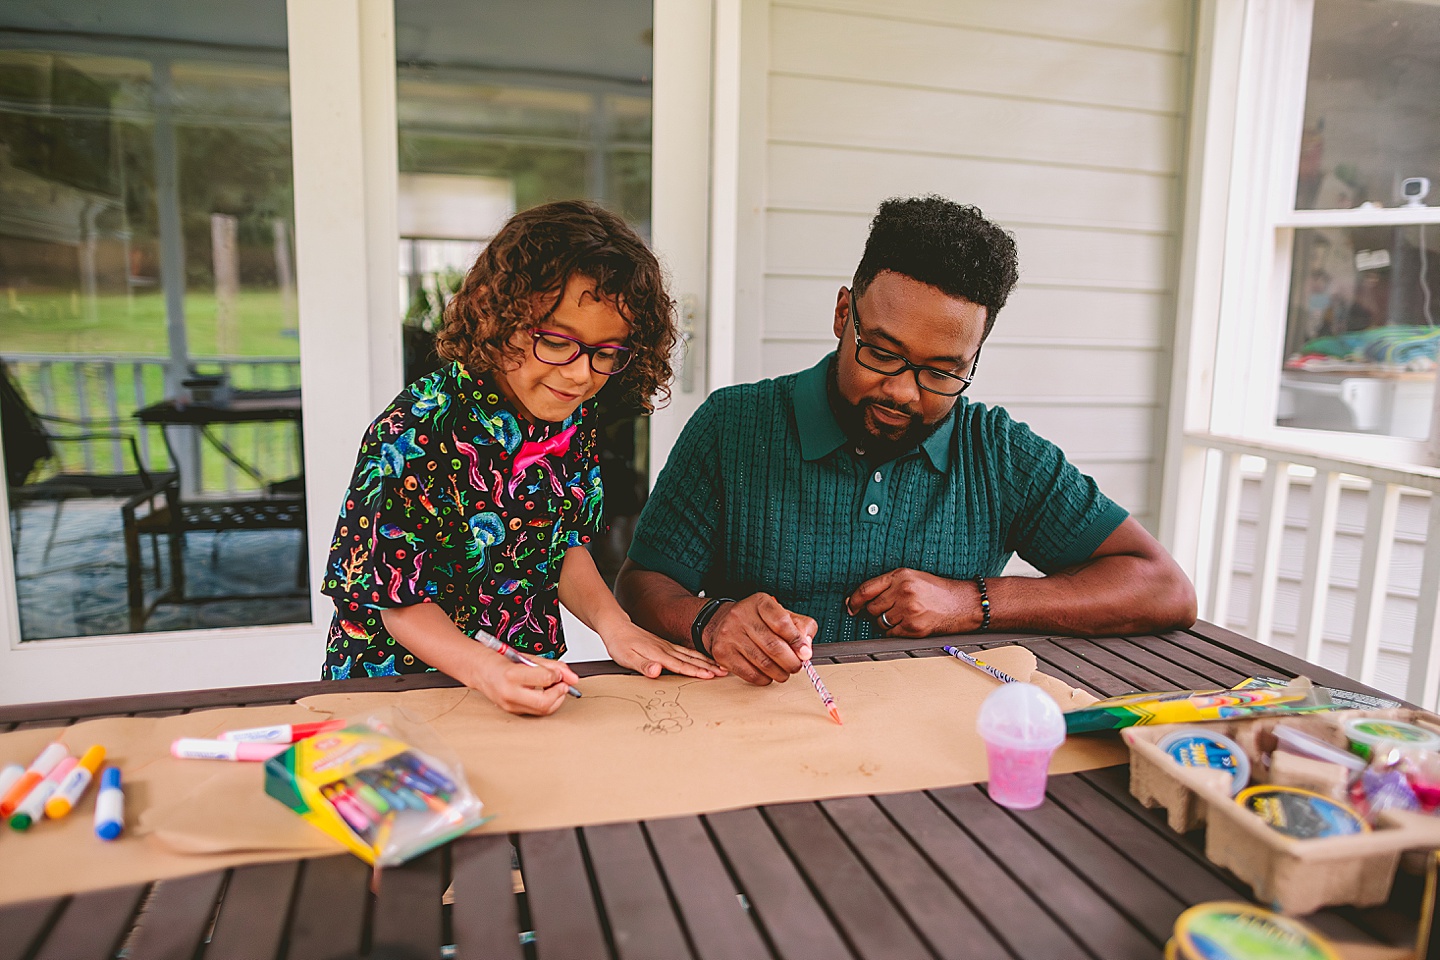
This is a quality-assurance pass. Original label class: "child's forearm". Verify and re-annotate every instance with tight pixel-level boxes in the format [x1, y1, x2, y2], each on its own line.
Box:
[557, 546, 632, 634]
[380, 602, 504, 688]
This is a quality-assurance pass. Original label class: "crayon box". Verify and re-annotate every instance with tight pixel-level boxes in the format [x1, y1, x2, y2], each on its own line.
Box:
[264, 721, 486, 867]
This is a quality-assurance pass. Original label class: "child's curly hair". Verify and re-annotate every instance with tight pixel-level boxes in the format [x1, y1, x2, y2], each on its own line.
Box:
[436, 199, 677, 414]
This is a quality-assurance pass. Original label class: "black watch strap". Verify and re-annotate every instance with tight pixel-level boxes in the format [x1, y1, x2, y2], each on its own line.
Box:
[690, 597, 734, 656]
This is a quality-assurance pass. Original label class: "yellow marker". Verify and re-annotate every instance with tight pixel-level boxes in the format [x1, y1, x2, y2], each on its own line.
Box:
[45, 744, 106, 819]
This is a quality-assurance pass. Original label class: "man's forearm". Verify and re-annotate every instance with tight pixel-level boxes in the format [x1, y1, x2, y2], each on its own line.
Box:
[613, 559, 711, 648]
[981, 554, 1196, 637]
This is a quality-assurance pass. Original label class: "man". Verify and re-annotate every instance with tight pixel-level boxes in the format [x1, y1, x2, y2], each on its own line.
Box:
[615, 196, 1196, 686]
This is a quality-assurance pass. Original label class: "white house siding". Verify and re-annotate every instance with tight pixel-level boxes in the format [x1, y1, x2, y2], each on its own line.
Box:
[744, 0, 1193, 536]
[1224, 479, 1432, 701]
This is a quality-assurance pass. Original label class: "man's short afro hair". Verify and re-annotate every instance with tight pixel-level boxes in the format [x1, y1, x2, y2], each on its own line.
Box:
[852, 196, 1020, 337]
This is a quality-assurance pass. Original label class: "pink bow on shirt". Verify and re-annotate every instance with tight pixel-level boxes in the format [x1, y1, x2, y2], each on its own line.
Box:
[508, 424, 577, 497]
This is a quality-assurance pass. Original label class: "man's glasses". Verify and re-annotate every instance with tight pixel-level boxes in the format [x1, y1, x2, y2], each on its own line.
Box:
[850, 292, 978, 396]
[531, 329, 633, 375]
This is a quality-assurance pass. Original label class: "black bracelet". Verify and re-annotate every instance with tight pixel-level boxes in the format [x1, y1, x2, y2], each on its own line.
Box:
[691, 597, 734, 656]
[975, 576, 991, 633]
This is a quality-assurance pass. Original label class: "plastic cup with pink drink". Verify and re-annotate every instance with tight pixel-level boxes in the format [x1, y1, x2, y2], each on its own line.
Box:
[977, 681, 1067, 810]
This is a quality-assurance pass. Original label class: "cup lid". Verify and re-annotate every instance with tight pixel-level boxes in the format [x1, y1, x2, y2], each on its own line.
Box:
[976, 682, 1066, 749]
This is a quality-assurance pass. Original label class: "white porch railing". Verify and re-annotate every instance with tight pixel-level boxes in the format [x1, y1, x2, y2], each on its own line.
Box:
[1186, 431, 1440, 709]
[3, 352, 301, 494]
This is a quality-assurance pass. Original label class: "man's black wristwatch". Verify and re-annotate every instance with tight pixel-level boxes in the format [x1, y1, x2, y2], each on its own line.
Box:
[690, 597, 734, 656]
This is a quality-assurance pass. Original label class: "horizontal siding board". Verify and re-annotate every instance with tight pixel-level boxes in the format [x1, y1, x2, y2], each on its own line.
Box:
[771, 6, 1184, 113]
[764, 278, 1170, 344]
[767, 144, 1176, 233]
[999, 405, 1158, 460]
[765, 212, 1173, 292]
[770, 75, 1182, 174]
[776, 0, 1189, 53]
[758, 339, 1163, 402]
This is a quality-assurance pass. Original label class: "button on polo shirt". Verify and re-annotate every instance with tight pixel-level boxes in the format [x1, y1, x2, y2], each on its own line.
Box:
[629, 354, 1128, 644]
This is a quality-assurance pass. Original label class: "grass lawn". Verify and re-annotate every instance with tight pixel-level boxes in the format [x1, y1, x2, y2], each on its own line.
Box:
[3, 289, 303, 492]
[1, 289, 300, 358]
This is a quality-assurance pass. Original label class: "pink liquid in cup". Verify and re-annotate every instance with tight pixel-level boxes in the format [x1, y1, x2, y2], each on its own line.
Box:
[984, 741, 1060, 809]
[976, 681, 1066, 811]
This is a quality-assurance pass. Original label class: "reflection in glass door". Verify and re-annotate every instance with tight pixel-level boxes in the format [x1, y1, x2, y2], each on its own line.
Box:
[0, 7, 308, 638]
[1276, 0, 1440, 441]
[394, 0, 654, 584]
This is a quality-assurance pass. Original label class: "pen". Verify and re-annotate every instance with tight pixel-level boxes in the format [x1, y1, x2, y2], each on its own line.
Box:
[801, 660, 843, 725]
[942, 645, 1018, 684]
[476, 630, 582, 698]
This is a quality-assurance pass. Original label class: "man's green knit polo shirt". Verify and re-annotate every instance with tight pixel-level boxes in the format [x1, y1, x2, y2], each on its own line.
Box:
[629, 354, 1129, 644]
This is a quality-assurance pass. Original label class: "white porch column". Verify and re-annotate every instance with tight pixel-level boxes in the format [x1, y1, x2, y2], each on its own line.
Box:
[288, 0, 401, 624]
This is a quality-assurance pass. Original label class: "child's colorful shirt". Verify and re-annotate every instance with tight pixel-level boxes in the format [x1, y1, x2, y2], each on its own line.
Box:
[322, 361, 604, 679]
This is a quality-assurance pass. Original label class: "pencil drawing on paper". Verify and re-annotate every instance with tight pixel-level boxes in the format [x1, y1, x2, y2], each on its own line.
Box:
[591, 682, 700, 734]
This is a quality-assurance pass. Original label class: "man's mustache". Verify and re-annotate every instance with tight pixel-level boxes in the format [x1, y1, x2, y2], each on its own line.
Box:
[862, 400, 920, 420]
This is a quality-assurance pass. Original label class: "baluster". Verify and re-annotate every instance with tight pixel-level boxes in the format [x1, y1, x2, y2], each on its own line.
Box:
[1207, 451, 1244, 625]
[36, 360, 56, 418]
[102, 361, 122, 472]
[1248, 459, 1291, 647]
[1407, 492, 1440, 710]
[74, 362, 95, 474]
[133, 363, 153, 468]
[1296, 470, 1342, 664]
[1348, 481, 1402, 685]
[220, 361, 237, 493]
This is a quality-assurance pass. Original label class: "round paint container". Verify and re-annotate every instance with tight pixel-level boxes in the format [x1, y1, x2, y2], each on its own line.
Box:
[1342, 716, 1440, 760]
[1157, 728, 1251, 795]
[1236, 784, 1368, 839]
[1169, 902, 1340, 960]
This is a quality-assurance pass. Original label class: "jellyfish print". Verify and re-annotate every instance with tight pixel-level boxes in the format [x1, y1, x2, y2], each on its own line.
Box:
[466, 511, 506, 573]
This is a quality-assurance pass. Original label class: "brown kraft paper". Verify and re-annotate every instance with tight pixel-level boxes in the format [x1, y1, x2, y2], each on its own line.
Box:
[0, 647, 1124, 905]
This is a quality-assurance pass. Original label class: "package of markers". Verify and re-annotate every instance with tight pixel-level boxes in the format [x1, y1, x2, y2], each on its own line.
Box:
[1064, 677, 1337, 733]
[264, 713, 487, 867]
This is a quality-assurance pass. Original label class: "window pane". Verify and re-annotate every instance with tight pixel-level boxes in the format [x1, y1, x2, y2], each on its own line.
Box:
[1278, 226, 1438, 439]
[0, 8, 307, 639]
[1296, 0, 1440, 210]
[394, 1, 653, 586]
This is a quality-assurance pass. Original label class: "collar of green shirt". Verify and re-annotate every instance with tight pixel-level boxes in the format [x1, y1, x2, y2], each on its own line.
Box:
[791, 353, 956, 473]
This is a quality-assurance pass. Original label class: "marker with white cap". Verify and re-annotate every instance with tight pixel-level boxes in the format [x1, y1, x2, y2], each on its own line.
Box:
[46, 744, 107, 819]
[171, 738, 288, 762]
[11, 756, 77, 831]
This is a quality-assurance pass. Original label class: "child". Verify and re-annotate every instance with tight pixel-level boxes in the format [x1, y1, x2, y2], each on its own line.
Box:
[322, 200, 723, 715]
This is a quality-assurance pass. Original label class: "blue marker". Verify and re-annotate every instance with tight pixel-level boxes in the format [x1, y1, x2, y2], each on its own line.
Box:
[94, 767, 124, 840]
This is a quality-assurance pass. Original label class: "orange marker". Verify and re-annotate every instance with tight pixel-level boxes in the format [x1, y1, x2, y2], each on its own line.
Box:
[46, 744, 106, 819]
[0, 741, 68, 818]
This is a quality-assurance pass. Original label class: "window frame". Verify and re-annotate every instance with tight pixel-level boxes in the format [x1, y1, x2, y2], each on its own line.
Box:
[1210, 0, 1440, 467]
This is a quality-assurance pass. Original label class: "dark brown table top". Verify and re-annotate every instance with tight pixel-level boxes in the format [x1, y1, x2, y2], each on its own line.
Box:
[0, 621, 1428, 960]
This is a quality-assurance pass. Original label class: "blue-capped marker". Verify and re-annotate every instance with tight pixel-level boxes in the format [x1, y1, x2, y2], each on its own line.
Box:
[94, 767, 124, 840]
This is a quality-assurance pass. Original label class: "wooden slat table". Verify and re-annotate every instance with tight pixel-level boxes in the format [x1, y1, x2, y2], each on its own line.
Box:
[0, 622, 1429, 960]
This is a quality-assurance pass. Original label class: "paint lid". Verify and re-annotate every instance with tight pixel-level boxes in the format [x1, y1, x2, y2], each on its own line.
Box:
[1171, 902, 1340, 960]
[1236, 784, 1368, 839]
[1342, 716, 1440, 759]
[1157, 728, 1251, 795]
[1271, 725, 1367, 777]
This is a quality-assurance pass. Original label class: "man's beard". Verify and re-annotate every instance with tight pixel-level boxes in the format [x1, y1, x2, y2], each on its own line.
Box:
[826, 360, 944, 461]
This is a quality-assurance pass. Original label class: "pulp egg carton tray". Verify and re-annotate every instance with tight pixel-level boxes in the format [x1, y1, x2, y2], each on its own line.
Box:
[1123, 708, 1440, 915]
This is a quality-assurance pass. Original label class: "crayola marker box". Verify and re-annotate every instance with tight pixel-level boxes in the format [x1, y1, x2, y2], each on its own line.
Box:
[264, 722, 487, 866]
[1063, 679, 1337, 734]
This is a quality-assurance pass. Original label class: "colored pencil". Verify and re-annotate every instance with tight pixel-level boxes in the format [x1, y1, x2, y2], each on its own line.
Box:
[801, 660, 843, 725]
[942, 645, 1018, 684]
